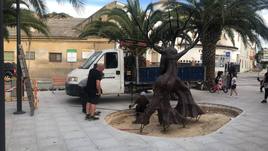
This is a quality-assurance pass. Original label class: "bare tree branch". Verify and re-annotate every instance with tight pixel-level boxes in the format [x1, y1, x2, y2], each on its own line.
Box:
[128, 4, 165, 54]
[175, 34, 200, 60]
[172, 11, 194, 46]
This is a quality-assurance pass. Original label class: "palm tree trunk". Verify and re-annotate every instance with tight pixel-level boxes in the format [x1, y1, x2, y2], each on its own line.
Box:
[201, 31, 221, 87]
[202, 42, 217, 86]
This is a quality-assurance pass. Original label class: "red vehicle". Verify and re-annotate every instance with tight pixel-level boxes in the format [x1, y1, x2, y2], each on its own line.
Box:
[209, 81, 228, 93]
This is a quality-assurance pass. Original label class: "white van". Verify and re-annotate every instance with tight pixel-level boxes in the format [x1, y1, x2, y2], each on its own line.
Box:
[66, 49, 126, 96]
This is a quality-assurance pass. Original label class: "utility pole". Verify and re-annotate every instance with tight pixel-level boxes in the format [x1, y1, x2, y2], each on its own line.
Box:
[0, 0, 6, 150]
[14, 0, 25, 115]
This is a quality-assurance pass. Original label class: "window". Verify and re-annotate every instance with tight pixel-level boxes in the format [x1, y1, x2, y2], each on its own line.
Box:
[98, 52, 118, 69]
[25, 51, 35, 60]
[80, 52, 102, 69]
[49, 53, 62, 62]
[4, 51, 15, 61]
[215, 55, 225, 67]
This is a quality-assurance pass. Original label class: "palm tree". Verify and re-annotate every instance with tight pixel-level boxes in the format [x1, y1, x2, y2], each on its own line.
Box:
[3, 0, 49, 39]
[3, 0, 85, 39]
[79, 0, 151, 56]
[79, 0, 158, 83]
[178, 0, 268, 86]
[80, 0, 203, 131]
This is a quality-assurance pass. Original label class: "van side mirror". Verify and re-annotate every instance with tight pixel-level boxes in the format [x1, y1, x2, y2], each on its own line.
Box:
[116, 71, 120, 75]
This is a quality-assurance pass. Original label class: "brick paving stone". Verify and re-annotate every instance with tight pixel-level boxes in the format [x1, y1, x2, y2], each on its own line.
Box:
[37, 130, 60, 140]
[37, 137, 63, 148]
[69, 146, 99, 151]
[8, 144, 38, 151]
[208, 142, 240, 151]
[61, 131, 87, 140]
[65, 138, 97, 150]
[39, 144, 67, 151]
[93, 137, 123, 150]
[236, 142, 264, 151]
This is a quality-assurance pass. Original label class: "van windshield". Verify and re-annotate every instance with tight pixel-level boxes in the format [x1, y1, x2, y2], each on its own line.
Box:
[80, 51, 102, 69]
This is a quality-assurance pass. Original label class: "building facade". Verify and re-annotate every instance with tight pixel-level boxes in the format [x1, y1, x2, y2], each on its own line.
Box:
[4, 17, 115, 80]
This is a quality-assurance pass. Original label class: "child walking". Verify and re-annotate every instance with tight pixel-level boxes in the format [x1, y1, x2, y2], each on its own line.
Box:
[215, 71, 223, 90]
[230, 73, 238, 96]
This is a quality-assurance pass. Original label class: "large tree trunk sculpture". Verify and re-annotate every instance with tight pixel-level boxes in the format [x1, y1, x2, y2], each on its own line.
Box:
[137, 47, 204, 131]
[202, 42, 217, 87]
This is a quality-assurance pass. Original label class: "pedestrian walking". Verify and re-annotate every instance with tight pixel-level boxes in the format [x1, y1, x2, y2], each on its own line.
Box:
[85, 64, 105, 120]
[228, 63, 237, 89]
[230, 73, 238, 96]
[261, 69, 268, 103]
[257, 77, 264, 92]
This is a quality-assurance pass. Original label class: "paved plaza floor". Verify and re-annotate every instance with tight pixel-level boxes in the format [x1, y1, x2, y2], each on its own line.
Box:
[4, 72, 268, 151]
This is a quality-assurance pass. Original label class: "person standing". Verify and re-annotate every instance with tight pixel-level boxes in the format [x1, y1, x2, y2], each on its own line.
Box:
[228, 63, 236, 89]
[80, 64, 98, 113]
[230, 73, 238, 96]
[261, 69, 268, 103]
[85, 64, 105, 120]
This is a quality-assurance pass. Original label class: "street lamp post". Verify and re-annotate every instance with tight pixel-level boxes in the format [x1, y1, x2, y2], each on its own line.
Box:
[0, 0, 6, 150]
[14, 0, 25, 115]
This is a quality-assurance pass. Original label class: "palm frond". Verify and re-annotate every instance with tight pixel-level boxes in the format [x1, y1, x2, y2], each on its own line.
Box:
[27, 0, 47, 15]
[56, 0, 84, 8]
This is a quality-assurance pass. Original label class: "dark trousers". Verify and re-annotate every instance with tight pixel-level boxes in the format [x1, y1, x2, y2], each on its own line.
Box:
[265, 88, 268, 100]
[260, 85, 264, 92]
[80, 87, 87, 113]
[228, 73, 232, 89]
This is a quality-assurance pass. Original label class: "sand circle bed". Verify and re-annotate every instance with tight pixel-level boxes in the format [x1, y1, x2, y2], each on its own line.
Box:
[105, 104, 242, 137]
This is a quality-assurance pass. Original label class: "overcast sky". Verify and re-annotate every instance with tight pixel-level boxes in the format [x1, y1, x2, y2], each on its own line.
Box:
[45, 0, 268, 47]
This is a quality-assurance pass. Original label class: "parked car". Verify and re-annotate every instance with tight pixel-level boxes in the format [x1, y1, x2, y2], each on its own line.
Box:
[3, 62, 16, 81]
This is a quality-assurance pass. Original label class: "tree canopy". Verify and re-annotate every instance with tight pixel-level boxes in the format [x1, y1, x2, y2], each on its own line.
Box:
[3, 0, 49, 40]
[80, 0, 199, 56]
[175, 0, 268, 85]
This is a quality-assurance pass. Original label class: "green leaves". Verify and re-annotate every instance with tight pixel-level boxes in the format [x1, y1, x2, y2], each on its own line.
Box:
[182, 0, 268, 48]
[3, 0, 49, 40]
[79, 0, 148, 46]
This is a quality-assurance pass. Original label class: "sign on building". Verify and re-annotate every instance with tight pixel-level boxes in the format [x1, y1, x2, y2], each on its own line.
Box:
[225, 51, 231, 62]
[67, 49, 77, 62]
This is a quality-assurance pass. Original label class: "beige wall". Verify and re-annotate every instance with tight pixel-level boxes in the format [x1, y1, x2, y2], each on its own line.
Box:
[4, 38, 115, 80]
